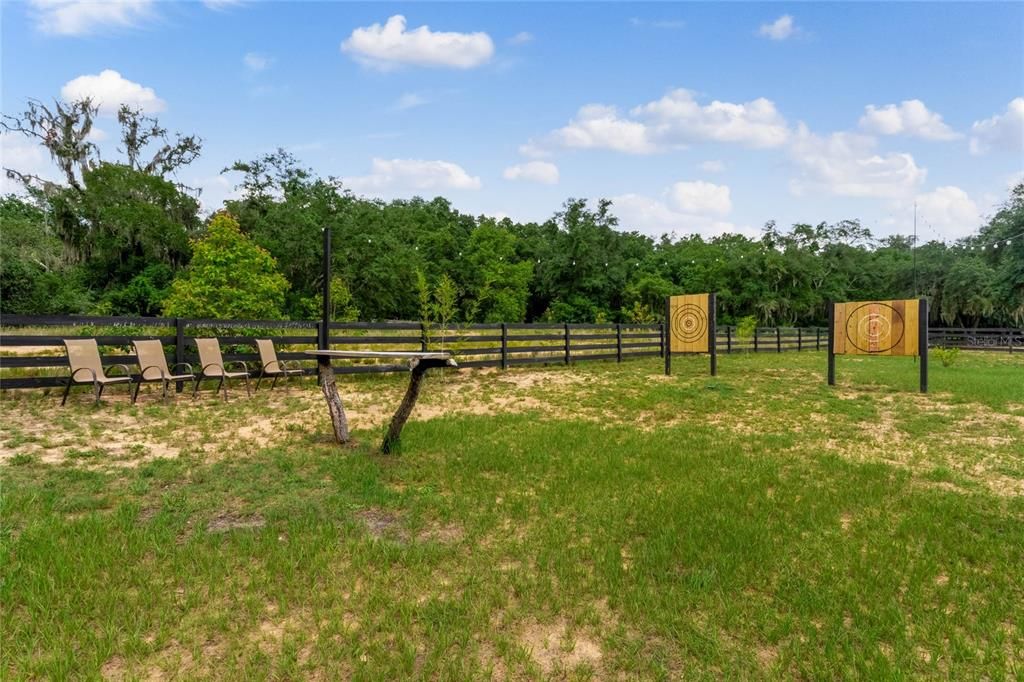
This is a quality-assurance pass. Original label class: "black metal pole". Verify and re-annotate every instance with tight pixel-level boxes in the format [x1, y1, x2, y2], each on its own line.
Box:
[827, 302, 836, 386]
[709, 292, 717, 376]
[321, 227, 331, 350]
[919, 297, 928, 393]
[664, 297, 672, 376]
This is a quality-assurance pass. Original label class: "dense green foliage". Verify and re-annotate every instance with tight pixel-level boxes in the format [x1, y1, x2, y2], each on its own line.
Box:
[2, 99, 1022, 325]
[162, 213, 289, 320]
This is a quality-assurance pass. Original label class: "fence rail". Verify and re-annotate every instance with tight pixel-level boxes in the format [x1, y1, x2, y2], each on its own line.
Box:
[1, 315, 1020, 390]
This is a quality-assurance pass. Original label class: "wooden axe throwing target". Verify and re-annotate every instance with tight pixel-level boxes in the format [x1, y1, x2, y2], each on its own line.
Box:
[665, 293, 717, 376]
[828, 298, 929, 392]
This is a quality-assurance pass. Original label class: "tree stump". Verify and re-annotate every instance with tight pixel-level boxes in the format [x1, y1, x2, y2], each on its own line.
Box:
[317, 357, 350, 444]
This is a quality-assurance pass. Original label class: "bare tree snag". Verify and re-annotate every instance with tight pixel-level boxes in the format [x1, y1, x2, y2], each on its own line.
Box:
[317, 357, 350, 444]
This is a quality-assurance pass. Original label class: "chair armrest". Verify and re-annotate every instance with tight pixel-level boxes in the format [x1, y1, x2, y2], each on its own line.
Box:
[70, 367, 97, 383]
[224, 360, 250, 374]
[170, 362, 194, 375]
[200, 362, 225, 376]
[107, 364, 135, 379]
[138, 365, 167, 381]
[282, 360, 304, 373]
[261, 360, 281, 374]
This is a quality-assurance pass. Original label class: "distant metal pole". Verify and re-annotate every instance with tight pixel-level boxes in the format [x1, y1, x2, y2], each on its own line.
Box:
[321, 227, 331, 350]
[913, 201, 918, 297]
[664, 297, 672, 376]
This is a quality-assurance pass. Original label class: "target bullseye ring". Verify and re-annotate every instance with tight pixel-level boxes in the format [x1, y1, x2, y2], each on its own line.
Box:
[671, 303, 708, 343]
[845, 302, 905, 353]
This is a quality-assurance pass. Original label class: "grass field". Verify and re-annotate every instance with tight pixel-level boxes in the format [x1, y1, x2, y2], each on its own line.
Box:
[2, 351, 1022, 679]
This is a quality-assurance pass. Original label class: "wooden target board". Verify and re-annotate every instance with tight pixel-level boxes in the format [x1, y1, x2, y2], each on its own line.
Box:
[665, 293, 717, 376]
[833, 299, 920, 356]
[669, 294, 711, 353]
[828, 297, 929, 393]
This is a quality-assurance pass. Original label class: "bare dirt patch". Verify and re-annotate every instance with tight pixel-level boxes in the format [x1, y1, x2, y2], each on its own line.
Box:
[354, 507, 406, 542]
[519, 618, 603, 675]
[206, 512, 266, 534]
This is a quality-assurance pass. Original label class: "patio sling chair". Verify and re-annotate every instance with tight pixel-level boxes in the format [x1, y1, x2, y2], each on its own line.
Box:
[61, 339, 135, 406]
[254, 339, 304, 391]
[131, 339, 195, 404]
[192, 338, 251, 400]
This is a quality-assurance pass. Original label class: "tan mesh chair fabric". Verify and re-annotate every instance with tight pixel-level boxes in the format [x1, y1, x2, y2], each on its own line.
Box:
[62, 339, 133, 405]
[131, 340, 194, 403]
[255, 339, 303, 390]
[193, 338, 250, 399]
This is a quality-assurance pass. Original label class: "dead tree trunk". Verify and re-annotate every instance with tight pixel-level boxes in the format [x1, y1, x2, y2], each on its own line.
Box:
[317, 358, 350, 444]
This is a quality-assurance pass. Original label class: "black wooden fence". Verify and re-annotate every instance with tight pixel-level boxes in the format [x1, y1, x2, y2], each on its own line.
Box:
[1, 315, 1020, 390]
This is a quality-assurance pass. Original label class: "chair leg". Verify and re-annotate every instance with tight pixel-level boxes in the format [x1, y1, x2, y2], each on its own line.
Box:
[271, 375, 279, 391]
[255, 374, 264, 392]
[217, 376, 227, 401]
[192, 376, 202, 398]
[132, 380, 142, 405]
[61, 380, 73, 406]
[243, 374, 251, 397]
[95, 382, 104, 405]
[161, 380, 169, 403]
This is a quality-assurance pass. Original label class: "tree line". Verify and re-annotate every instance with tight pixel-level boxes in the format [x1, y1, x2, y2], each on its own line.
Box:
[2, 98, 1022, 327]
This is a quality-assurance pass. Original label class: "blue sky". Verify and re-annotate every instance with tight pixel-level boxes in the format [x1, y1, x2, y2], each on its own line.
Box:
[2, 1, 1022, 242]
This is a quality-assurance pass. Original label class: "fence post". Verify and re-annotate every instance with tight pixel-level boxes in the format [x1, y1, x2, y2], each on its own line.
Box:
[776, 327, 782, 353]
[564, 323, 571, 365]
[660, 322, 666, 358]
[501, 323, 509, 370]
[816, 327, 821, 351]
[175, 318, 185, 393]
[616, 323, 622, 363]
[797, 328, 802, 352]
[316, 321, 323, 386]
[420, 321, 428, 352]
[726, 326, 732, 354]
[754, 329, 759, 353]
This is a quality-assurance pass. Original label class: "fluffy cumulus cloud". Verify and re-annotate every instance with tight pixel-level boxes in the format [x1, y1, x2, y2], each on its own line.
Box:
[502, 161, 559, 185]
[29, 0, 154, 36]
[548, 104, 656, 154]
[669, 181, 732, 216]
[969, 97, 1024, 155]
[610, 180, 750, 239]
[758, 15, 798, 40]
[788, 123, 926, 199]
[61, 69, 165, 115]
[341, 15, 494, 70]
[526, 89, 789, 156]
[912, 186, 983, 239]
[342, 158, 482, 194]
[859, 100, 959, 141]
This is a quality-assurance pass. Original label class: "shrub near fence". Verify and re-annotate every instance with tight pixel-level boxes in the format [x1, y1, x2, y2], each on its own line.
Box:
[1, 315, 1020, 390]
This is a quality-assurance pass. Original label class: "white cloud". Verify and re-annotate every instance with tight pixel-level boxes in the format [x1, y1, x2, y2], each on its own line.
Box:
[788, 123, 926, 199]
[243, 52, 272, 72]
[61, 69, 165, 115]
[0, 132, 57, 194]
[632, 89, 790, 149]
[548, 104, 656, 154]
[192, 174, 241, 214]
[912, 186, 983, 239]
[507, 31, 533, 45]
[699, 160, 726, 173]
[529, 89, 788, 156]
[503, 161, 559, 185]
[342, 158, 482, 194]
[969, 97, 1024, 155]
[341, 15, 494, 70]
[859, 100, 959, 141]
[29, 0, 155, 36]
[610, 193, 754, 239]
[669, 181, 731, 216]
[392, 93, 428, 111]
[758, 15, 798, 41]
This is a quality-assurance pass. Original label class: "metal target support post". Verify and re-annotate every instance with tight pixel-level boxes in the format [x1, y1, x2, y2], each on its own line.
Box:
[709, 292, 717, 376]
[827, 301, 836, 386]
[664, 297, 672, 376]
[919, 297, 929, 393]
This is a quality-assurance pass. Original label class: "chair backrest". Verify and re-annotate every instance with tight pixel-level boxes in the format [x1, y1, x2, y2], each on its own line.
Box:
[133, 340, 170, 380]
[195, 338, 225, 374]
[256, 339, 281, 373]
[64, 339, 106, 380]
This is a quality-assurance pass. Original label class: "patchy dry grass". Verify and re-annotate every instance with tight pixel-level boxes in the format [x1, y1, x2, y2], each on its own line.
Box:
[1, 351, 1022, 679]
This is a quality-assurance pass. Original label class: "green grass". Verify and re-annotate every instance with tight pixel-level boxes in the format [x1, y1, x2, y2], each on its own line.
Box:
[2, 351, 1022, 679]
